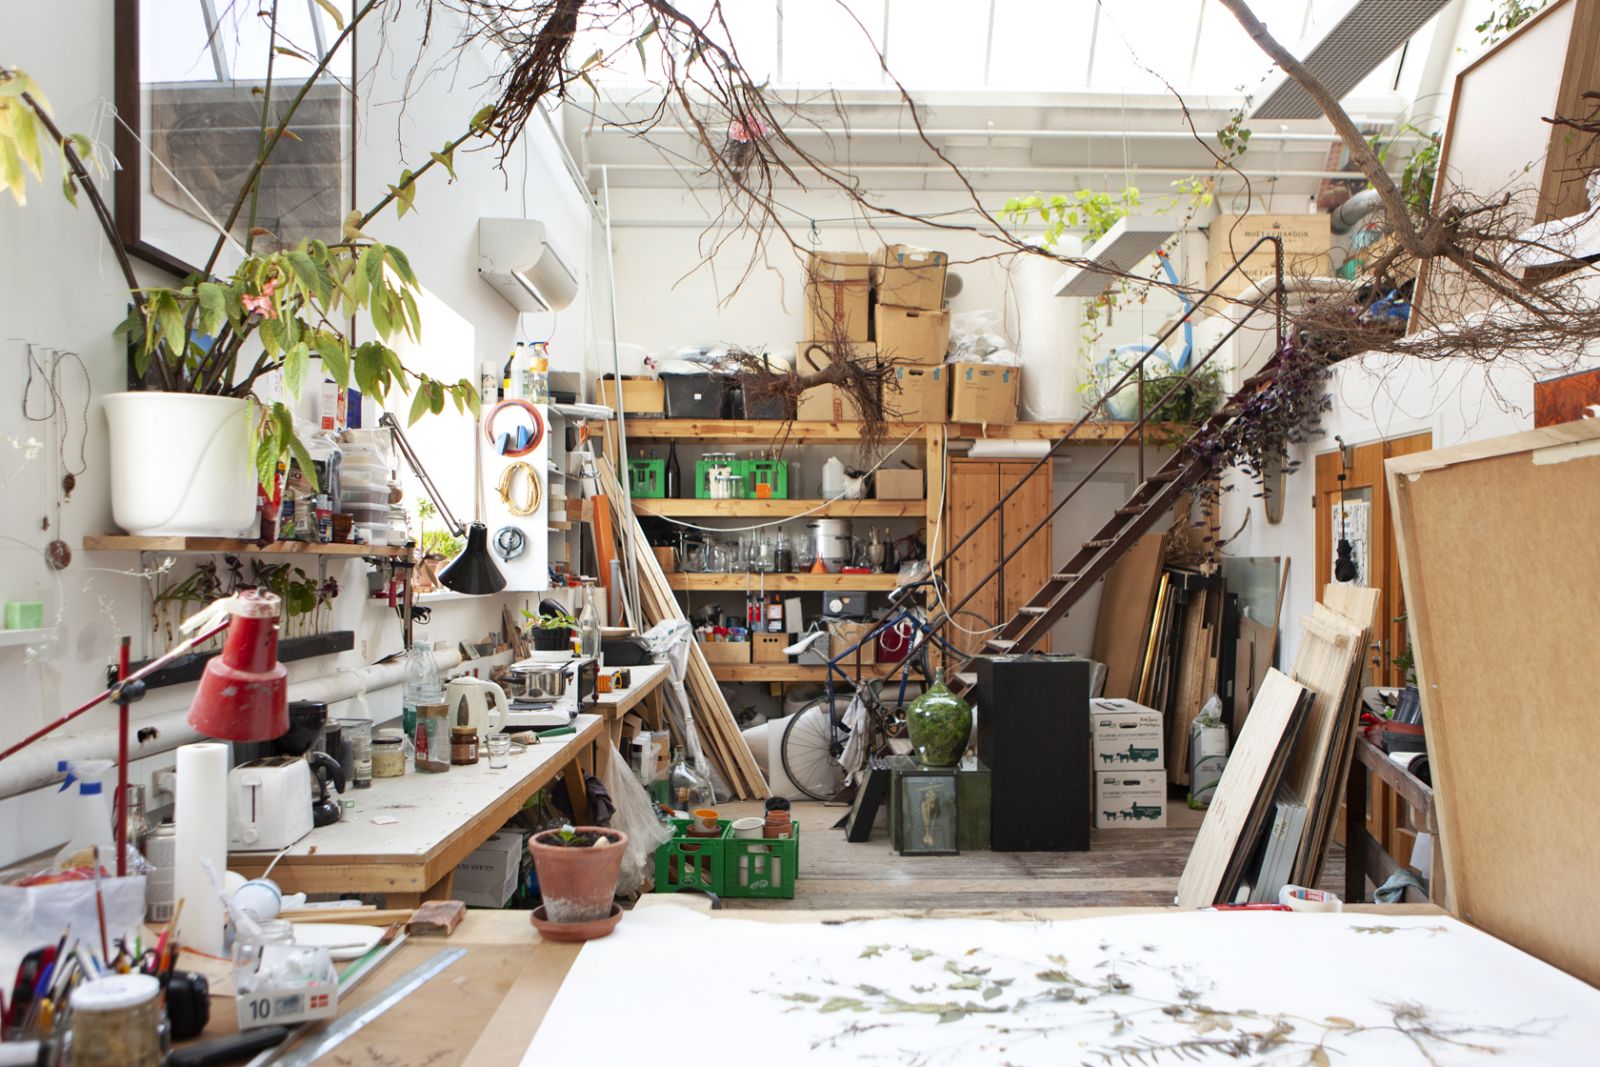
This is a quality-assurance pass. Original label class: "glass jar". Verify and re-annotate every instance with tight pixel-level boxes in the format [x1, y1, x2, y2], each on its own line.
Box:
[68, 973, 163, 1067]
[371, 731, 407, 778]
[450, 727, 479, 766]
[486, 733, 511, 770]
[337, 718, 373, 789]
[413, 703, 451, 773]
[906, 670, 973, 768]
[668, 748, 715, 813]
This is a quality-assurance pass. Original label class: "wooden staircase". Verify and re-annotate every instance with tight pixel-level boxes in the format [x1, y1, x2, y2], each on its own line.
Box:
[927, 237, 1290, 700]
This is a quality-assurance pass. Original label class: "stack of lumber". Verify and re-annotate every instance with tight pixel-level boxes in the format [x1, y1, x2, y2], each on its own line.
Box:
[1175, 584, 1377, 906]
[595, 459, 768, 799]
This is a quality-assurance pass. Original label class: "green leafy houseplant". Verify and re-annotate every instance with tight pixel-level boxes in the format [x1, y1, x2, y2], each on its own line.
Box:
[523, 607, 577, 651]
[415, 499, 464, 561]
[0, 5, 490, 497]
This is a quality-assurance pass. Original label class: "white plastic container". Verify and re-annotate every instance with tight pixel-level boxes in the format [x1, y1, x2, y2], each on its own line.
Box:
[103, 393, 257, 536]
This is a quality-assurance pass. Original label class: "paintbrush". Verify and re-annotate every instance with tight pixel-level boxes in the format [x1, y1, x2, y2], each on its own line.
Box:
[91, 846, 110, 962]
[156, 897, 186, 972]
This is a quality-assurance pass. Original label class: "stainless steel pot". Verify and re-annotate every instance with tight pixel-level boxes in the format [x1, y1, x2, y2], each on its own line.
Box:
[509, 666, 568, 701]
[808, 518, 853, 568]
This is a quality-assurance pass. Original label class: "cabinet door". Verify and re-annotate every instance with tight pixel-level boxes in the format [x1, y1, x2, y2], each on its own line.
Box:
[943, 460, 1001, 659]
[1000, 460, 1053, 652]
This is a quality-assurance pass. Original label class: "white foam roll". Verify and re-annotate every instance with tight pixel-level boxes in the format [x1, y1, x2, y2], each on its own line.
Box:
[174, 742, 230, 955]
[1279, 884, 1343, 912]
[1013, 240, 1083, 421]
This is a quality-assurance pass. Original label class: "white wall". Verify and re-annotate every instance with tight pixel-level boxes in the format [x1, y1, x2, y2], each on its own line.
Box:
[0, 1, 596, 866]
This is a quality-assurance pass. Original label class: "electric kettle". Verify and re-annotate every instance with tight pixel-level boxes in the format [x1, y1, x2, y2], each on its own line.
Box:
[446, 676, 510, 738]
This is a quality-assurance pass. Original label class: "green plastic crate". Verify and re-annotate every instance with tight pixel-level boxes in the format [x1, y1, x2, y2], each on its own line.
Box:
[628, 458, 667, 498]
[653, 817, 728, 894]
[744, 459, 789, 500]
[694, 458, 748, 500]
[723, 820, 800, 899]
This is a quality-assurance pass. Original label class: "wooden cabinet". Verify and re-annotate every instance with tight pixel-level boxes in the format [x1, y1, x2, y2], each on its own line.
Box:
[942, 459, 1053, 658]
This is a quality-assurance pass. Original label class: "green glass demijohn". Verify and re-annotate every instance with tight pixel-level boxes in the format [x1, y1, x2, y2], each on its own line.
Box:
[906, 670, 973, 768]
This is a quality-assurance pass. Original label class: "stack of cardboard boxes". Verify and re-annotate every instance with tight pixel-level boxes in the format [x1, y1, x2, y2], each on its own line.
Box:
[1091, 698, 1167, 829]
[796, 245, 1019, 424]
[1202, 213, 1332, 314]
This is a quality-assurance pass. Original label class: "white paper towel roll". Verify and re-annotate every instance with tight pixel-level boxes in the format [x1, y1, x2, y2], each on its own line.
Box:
[174, 742, 229, 955]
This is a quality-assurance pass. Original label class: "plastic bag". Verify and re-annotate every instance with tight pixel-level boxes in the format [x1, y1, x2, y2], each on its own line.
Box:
[949, 310, 1020, 365]
[598, 742, 674, 897]
[0, 875, 147, 981]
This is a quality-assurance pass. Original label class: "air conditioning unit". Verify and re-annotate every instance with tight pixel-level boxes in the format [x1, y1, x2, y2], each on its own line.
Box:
[477, 218, 578, 313]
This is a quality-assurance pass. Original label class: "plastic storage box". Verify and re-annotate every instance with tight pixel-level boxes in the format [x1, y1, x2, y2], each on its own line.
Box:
[627, 459, 667, 499]
[661, 371, 727, 418]
[654, 818, 728, 895]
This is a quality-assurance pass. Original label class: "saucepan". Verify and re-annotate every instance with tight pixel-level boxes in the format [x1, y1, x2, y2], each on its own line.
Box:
[509, 665, 569, 701]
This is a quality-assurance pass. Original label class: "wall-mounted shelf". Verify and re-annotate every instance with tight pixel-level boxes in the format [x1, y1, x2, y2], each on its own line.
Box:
[121, 630, 357, 691]
[623, 419, 932, 443]
[634, 498, 924, 519]
[945, 420, 1189, 442]
[0, 628, 56, 649]
[666, 572, 900, 591]
[710, 662, 886, 683]
[83, 535, 410, 558]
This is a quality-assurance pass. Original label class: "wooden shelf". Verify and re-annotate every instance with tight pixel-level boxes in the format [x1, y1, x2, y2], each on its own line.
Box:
[83, 536, 410, 557]
[665, 572, 900, 591]
[635, 498, 924, 519]
[711, 662, 881, 683]
[945, 420, 1190, 442]
[622, 419, 932, 443]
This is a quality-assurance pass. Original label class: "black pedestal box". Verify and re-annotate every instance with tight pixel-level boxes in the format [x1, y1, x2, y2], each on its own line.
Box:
[975, 655, 1092, 852]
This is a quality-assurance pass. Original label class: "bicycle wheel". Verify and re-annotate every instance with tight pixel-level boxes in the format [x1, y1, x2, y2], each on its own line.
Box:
[779, 701, 846, 801]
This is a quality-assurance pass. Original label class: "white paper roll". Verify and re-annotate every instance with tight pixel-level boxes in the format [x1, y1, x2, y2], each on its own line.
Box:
[1279, 884, 1343, 913]
[174, 742, 230, 955]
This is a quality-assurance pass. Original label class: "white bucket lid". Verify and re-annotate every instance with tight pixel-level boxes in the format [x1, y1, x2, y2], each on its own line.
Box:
[72, 973, 160, 1012]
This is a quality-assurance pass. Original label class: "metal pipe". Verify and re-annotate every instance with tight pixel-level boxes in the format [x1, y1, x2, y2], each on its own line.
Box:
[601, 165, 642, 624]
[585, 162, 1393, 180]
[0, 650, 463, 802]
[591, 125, 1423, 145]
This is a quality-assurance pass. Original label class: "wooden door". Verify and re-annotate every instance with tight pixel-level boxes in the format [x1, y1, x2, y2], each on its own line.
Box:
[943, 460, 1002, 658]
[1317, 432, 1431, 862]
[999, 460, 1053, 652]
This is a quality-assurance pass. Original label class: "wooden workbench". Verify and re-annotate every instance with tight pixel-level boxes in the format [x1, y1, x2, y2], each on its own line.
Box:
[234, 896, 1443, 1067]
[591, 660, 671, 750]
[228, 714, 606, 906]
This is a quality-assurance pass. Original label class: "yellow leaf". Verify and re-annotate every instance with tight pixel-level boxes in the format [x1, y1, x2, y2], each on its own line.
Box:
[312, 0, 346, 30]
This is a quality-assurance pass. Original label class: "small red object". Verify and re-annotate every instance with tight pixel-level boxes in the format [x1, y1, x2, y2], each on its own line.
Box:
[187, 589, 289, 741]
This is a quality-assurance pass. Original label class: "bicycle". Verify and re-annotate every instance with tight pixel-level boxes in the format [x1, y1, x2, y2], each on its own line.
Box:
[776, 576, 980, 802]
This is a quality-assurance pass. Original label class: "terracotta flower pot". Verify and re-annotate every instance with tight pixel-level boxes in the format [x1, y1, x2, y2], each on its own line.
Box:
[528, 827, 628, 924]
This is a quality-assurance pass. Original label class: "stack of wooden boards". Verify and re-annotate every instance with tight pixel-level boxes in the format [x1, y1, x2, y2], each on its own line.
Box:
[595, 458, 769, 800]
[1175, 584, 1378, 907]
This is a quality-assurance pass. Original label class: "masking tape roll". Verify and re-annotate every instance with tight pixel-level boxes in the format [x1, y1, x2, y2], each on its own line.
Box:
[1279, 885, 1343, 912]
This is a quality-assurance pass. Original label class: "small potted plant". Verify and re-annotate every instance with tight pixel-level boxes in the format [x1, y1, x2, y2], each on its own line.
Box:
[526, 608, 577, 652]
[527, 824, 627, 941]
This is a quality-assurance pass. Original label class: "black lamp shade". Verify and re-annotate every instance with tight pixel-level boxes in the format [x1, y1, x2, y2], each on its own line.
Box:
[439, 522, 507, 594]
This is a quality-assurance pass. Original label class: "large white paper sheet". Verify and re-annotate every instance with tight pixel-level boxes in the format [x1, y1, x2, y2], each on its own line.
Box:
[524, 910, 1600, 1065]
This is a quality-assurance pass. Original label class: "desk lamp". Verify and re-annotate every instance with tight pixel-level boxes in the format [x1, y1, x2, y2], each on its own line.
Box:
[380, 413, 506, 595]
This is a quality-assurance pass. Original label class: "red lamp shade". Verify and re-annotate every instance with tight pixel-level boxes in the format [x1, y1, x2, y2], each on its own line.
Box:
[187, 589, 290, 741]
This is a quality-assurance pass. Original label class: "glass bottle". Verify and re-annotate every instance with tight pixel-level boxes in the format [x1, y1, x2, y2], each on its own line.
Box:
[906, 670, 974, 768]
[527, 344, 551, 402]
[668, 748, 714, 813]
[124, 784, 151, 857]
[664, 441, 682, 498]
[576, 578, 603, 660]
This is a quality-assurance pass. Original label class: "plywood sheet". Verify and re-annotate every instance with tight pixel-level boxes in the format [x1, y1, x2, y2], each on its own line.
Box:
[1387, 419, 1600, 987]
[1091, 533, 1167, 698]
[1175, 668, 1310, 908]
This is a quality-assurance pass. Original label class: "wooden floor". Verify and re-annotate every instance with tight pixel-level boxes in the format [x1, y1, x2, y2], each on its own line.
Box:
[714, 798, 1344, 911]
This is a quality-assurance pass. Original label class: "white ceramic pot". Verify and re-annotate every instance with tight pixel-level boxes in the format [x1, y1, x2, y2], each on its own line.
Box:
[103, 392, 258, 537]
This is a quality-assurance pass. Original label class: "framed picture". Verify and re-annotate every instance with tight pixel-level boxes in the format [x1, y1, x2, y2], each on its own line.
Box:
[114, 0, 357, 277]
[895, 773, 959, 856]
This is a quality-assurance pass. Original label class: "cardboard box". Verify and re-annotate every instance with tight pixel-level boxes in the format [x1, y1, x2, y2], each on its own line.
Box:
[874, 466, 924, 500]
[1090, 698, 1164, 769]
[795, 342, 878, 422]
[871, 244, 947, 310]
[752, 632, 790, 664]
[948, 362, 1019, 424]
[1201, 250, 1330, 315]
[1095, 771, 1166, 829]
[873, 305, 950, 365]
[697, 639, 750, 665]
[828, 620, 878, 668]
[1207, 213, 1330, 262]
[804, 251, 871, 341]
[454, 829, 525, 907]
[884, 362, 946, 423]
[596, 375, 666, 417]
[1187, 718, 1230, 807]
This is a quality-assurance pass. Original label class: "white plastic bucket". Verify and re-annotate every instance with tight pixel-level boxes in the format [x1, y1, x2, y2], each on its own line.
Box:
[103, 392, 258, 537]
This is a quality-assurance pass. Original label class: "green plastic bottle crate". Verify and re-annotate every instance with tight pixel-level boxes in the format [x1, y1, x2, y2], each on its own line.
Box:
[628, 458, 667, 499]
[653, 817, 728, 894]
[693, 458, 748, 500]
[723, 820, 800, 899]
[744, 459, 789, 500]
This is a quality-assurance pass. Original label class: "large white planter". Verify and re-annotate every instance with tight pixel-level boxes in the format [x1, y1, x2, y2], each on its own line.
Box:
[103, 392, 258, 537]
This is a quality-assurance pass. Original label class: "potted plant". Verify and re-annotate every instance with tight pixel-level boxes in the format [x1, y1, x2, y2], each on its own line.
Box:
[413, 499, 464, 591]
[525, 608, 577, 652]
[527, 824, 627, 940]
[0, 27, 486, 537]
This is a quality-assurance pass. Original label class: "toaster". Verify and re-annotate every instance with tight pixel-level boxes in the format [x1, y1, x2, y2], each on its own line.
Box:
[228, 756, 314, 850]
